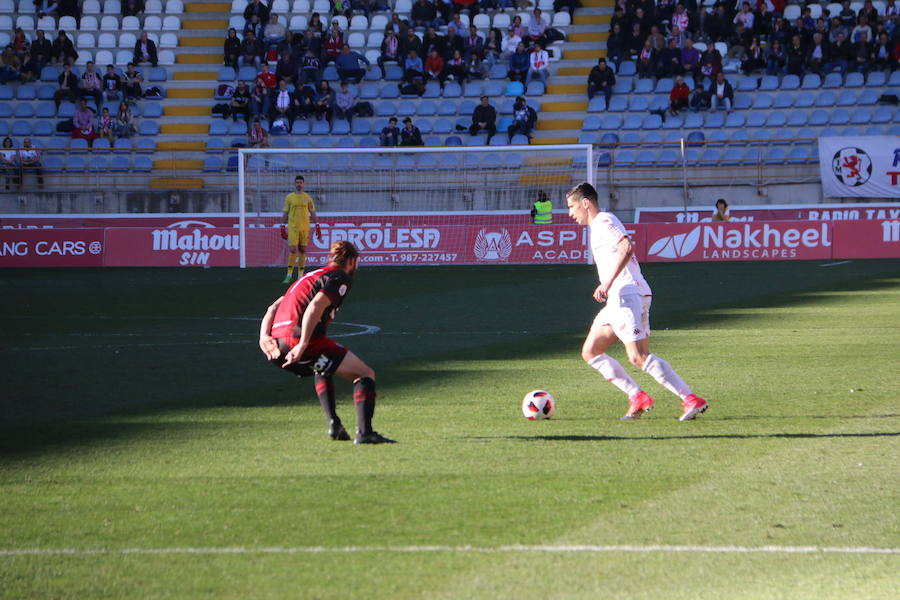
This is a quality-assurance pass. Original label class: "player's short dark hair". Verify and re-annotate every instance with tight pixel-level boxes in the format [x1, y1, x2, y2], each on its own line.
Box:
[295, 175, 304, 182]
[567, 182, 599, 207]
[329, 241, 359, 267]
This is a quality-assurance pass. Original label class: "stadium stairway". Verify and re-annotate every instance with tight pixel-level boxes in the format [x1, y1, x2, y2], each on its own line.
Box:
[533, 0, 610, 145]
[151, 0, 230, 189]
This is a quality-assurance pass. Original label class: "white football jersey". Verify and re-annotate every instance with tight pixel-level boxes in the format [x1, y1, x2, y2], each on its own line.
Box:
[590, 211, 651, 298]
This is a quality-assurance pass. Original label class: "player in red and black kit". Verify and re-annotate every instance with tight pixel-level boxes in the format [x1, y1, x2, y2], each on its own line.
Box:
[258, 241, 395, 444]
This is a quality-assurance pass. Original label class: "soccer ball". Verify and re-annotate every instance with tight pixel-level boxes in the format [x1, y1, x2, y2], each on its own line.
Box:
[522, 390, 556, 420]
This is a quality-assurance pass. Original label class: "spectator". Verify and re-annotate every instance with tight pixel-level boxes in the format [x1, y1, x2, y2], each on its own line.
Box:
[669, 75, 689, 116]
[258, 62, 277, 91]
[115, 101, 137, 138]
[30, 30, 52, 77]
[824, 32, 851, 74]
[872, 32, 893, 70]
[507, 95, 536, 142]
[0, 45, 22, 84]
[469, 95, 496, 143]
[785, 35, 806, 75]
[852, 31, 871, 73]
[399, 117, 423, 146]
[707, 72, 734, 113]
[851, 16, 873, 43]
[133, 31, 158, 68]
[465, 52, 486, 81]
[411, 0, 439, 29]
[402, 28, 423, 62]
[636, 38, 656, 78]
[51, 30, 78, 66]
[275, 50, 297, 85]
[482, 28, 501, 69]
[295, 84, 317, 119]
[36, 0, 60, 18]
[671, 3, 690, 37]
[528, 8, 548, 46]
[502, 27, 522, 61]
[97, 106, 114, 143]
[446, 13, 466, 37]
[742, 37, 765, 74]
[57, 0, 80, 20]
[378, 31, 402, 78]
[333, 80, 357, 121]
[713, 199, 730, 222]
[224, 28, 242, 70]
[705, 5, 730, 43]
[72, 98, 97, 145]
[425, 48, 444, 82]
[308, 12, 324, 36]
[244, 0, 270, 26]
[386, 13, 409, 38]
[102, 63, 122, 102]
[464, 25, 484, 61]
[510, 15, 526, 40]
[699, 44, 723, 80]
[240, 30, 263, 69]
[244, 14, 264, 40]
[264, 14, 287, 48]
[11, 29, 32, 82]
[53, 62, 79, 107]
[680, 38, 701, 82]
[767, 39, 787, 74]
[251, 75, 271, 118]
[403, 49, 425, 90]
[19, 137, 43, 188]
[332, 0, 352, 19]
[270, 79, 299, 129]
[443, 27, 463, 61]
[526, 42, 549, 85]
[508, 42, 529, 82]
[299, 49, 322, 86]
[0, 137, 19, 191]
[587, 57, 614, 107]
[335, 43, 370, 83]
[807, 32, 829, 74]
[80, 60, 102, 109]
[248, 118, 269, 147]
[123, 62, 143, 100]
[444, 49, 466, 82]
[379, 116, 400, 146]
[656, 37, 682, 78]
[322, 21, 344, 66]
[278, 30, 302, 60]
[231, 80, 252, 122]
[423, 26, 445, 58]
[122, 0, 145, 18]
[314, 80, 335, 121]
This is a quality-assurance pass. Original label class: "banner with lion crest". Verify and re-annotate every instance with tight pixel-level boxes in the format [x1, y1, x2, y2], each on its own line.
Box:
[818, 136, 900, 199]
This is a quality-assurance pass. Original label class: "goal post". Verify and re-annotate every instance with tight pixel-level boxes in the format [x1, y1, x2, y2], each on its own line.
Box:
[237, 144, 594, 268]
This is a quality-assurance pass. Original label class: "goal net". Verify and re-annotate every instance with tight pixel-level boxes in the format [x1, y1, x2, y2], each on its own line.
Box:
[237, 144, 593, 268]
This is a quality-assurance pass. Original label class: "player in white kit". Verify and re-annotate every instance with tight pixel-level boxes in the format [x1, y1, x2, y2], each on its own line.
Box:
[565, 182, 709, 421]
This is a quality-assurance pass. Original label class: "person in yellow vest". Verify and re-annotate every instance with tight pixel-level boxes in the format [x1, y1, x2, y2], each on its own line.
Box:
[531, 190, 553, 225]
[280, 174, 322, 283]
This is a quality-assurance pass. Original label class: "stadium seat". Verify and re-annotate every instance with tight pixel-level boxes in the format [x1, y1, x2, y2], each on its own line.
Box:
[818, 127, 839, 137]
[766, 111, 787, 127]
[209, 120, 228, 135]
[815, 91, 836, 107]
[525, 81, 545, 96]
[384, 65, 404, 81]
[865, 71, 886, 87]
[704, 112, 725, 128]
[721, 146, 743, 165]
[654, 78, 673, 94]
[686, 130, 705, 145]
[290, 120, 310, 134]
[758, 75, 778, 91]
[445, 135, 463, 146]
[871, 106, 893, 124]
[844, 72, 864, 88]
[396, 100, 416, 117]
[725, 112, 745, 128]
[780, 74, 800, 90]
[420, 81, 441, 99]
[582, 115, 601, 131]
[599, 115, 621, 131]
[752, 93, 773, 109]
[33, 121, 54, 137]
[375, 100, 396, 117]
[135, 139, 156, 153]
[621, 115, 641, 130]
[437, 100, 456, 116]
[850, 108, 872, 125]
[380, 82, 401, 99]
[801, 73, 821, 89]
[587, 97, 606, 112]
[787, 111, 810, 127]
[737, 77, 758, 92]
[142, 102, 163, 118]
[773, 93, 793, 108]
[577, 133, 596, 145]
[618, 61, 636, 76]
[613, 78, 632, 94]
[627, 96, 649, 112]
[746, 112, 766, 127]
[322, 65, 339, 82]
[35, 102, 56, 119]
[417, 100, 437, 116]
[642, 114, 662, 129]
[794, 92, 814, 108]
[359, 83, 379, 99]
[857, 90, 879, 105]
[829, 109, 850, 125]
[92, 138, 112, 152]
[463, 81, 483, 98]
[748, 129, 769, 145]
[662, 114, 683, 129]
[237, 66, 256, 82]
[607, 97, 627, 112]
[218, 67, 236, 82]
[503, 81, 523, 97]
[808, 109, 829, 126]
[11, 121, 31, 136]
[633, 78, 654, 94]
[416, 118, 433, 134]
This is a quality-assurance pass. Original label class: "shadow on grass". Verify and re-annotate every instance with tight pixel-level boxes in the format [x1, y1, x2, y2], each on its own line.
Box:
[488, 431, 900, 443]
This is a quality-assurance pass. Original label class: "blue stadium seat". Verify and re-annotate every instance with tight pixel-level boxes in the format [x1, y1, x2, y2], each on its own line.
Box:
[765, 147, 787, 164]
[206, 138, 226, 152]
[92, 138, 112, 151]
[618, 61, 636, 76]
[502, 81, 522, 97]
[464, 80, 483, 97]
[218, 67, 236, 81]
[787, 147, 810, 164]
[620, 132, 641, 146]
[322, 65, 339, 81]
[730, 129, 749, 144]
[525, 81, 544, 96]
[635, 149, 656, 166]
[654, 78, 673, 94]
[865, 71, 886, 87]
[842, 126, 861, 136]
[748, 129, 769, 145]
[821, 72, 843, 88]
[595, 150, 611, 166]
[850, 108, 872, 124]
[483, 81, 503, 97]
[135, 138, 156, 152]
[237, 66, 255, 81]
[109, 156, 130, 171]
[658, 149, 679, 165]
[819, 126, 839, 137]
[780, 74, 800, 90]
[350, 118, 371, 135]
[41, 65, 59, 81]
[359, 82, 379, 99]
[683, 112, 703, 128]
[466, 133, 485, 145]
[16, 85, 36, 100]
[704, 112, 725, 128]
[751, 93, 773, 109]
[142, 102, 162, 117]
[35, 101, 56, 118]
[396, 100, 416, 116]
[614, 149, 636, 166]
[598, 132, 619, 147]
[437, 99, 457, 115]
[600, 115, 621, 130]
[416, 118, 433, 133]
[334, 137, 353, 148]
[375, 100, 396, 116]
[229, 120, 247, 135]
[794, 128, 816, 143]
[809, 109, 829, 126]
[607, 97, 627, 112]
[203, 156, 223, 171]
[773, 93, 793, 108]
[815, 91, 836, 107]
[488, 63, 506, 79]
[725, 112, 745, 127]
[844, 72, 864, 88]
[139, 121, 160, 135]
[662, 114, 683, 129]
[792, 92, 813, 108]
[384, 65, 403, 80]
[577, 133, 596, 144]
[414, 100, 435, 116]
[686, 130, 705, 145]
[11, 121, 31, 136]
[699, 148, 720, 165]
[358, 136, 377, 147]
[864, 125, 884, 135]
[766, 111, 787, 127]
[380, 82, 400, 98]
[496, 116, 512, 133]
[737, 77, 758, 92]
[721, 146, 743, 165]
[628, 96, 649, 111]
[759, 75, 778, 90]
[633, 78, 653, 94]
[642, 114, 662, 129]
[209, 120, 228, 135]
[613, 78, 632, 94]
[66, 156, 87, 171]
[771, 127, 793, 144]
[149, 67, 167, 82]
[857, 89, 879, 105]
[890, 125, 900, 136]
[422, 80, 441, 98]
[134, 156, 153, 171]
[787, 110, 808, 126]
[331, 119, 351, 135]
[582, 115, 601, 131]
[801, 73, 821, 89]
[622, 115, 642, 130]
[746, 112, 766, 127]
[871, 106, 893, 123]
[37, 85, 55, 100]
[835, 90, 857, 106]
[432, 117, 452, 133]
[829, 108, 850, 125]
[587, 96, 606, 112]
[445, 135, 463, 145]
[643, 131, 663, 144]
[14, 103, 34, 118]
[889, 70, 900, 85]
[32, 121, 54, 137]
[70, 138, 90, 153]
[310, 120, 330, 134]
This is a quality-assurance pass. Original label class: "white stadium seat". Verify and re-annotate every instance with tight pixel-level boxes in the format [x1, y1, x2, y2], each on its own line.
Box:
[231, 0, 243, 13]
[166, 0, 184, 14]
[144, 15, 163, 30]
[366, 31, 383, 48]
[95, 49, 115, 65]
[350, 15, 368, 30]
[104, 0, 121, 13]
[551, 12, 569, 27]
[158, 49, 176, 65]
[229, 15, 245, 29]
[115, 50, 132, 65]
[370, 14, 388, 31]
[58, 15, 78, 30]
[121, 16, 141, 31]
[75, 50, 93, 65]
[15, 15, 34, 30]
[145, 0, 163, 13]
[163, 16, 182, 30]
[493, 13, 511, 29]
[98, 32, 117, 48]
[76, 33, 96, 49]
[119, 32, 137, 48]
[79, 16, 99, 30]
[160, 33, 178, 48]
[346, 32, 365, 48]
[289, 15, 308, 31]
[271, 0, 289, 13]
[100, 15, 119, 30]
[292, 0, 311, 13]
[37, 15, 56, 30]
[83, 0, 101, 14]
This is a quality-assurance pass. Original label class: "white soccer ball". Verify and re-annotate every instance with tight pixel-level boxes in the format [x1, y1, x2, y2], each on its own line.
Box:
[522, 390, 556, 420]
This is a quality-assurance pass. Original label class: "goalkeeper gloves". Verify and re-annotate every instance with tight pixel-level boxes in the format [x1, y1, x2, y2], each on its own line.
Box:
[280, 225, 287, 240]
[315, 223, 322, 241]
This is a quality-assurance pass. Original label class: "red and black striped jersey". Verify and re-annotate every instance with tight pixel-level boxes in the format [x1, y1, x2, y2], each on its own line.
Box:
[271, 266, 353, 341]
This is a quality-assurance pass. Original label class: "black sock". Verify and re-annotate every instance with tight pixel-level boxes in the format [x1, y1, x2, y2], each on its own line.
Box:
[353, 377, 376, 435]
[315, 375, 339, 425]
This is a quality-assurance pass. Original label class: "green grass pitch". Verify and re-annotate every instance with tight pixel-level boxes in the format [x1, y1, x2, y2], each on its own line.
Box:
[1, 260, 899, 599]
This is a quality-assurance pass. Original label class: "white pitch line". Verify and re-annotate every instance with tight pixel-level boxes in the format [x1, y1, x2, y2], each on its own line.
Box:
[819, 261, 853, 267]
[1, 545, 898, 557]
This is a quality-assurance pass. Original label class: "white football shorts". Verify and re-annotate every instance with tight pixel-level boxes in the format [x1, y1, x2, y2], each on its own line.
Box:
[592, 294, 652, 343]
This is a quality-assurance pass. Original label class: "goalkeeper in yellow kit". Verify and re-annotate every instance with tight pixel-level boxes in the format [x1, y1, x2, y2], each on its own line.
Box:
[280, 175, 322, 283]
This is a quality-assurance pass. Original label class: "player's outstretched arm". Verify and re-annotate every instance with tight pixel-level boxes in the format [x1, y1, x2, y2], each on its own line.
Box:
[259, 296, 284, 360]
[282, 291, 330, 367]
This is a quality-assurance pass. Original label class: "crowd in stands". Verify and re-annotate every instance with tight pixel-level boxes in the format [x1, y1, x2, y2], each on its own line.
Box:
[221, 0, 566, 139]
[592, 0, 900, 114]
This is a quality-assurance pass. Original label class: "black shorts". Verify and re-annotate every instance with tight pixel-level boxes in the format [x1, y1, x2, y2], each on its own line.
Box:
[270, 336, 348, 378]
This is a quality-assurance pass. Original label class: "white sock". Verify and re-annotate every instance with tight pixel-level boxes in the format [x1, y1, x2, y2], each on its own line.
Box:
[642, 354, 692, 400]
[588, 354, 641, 397]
